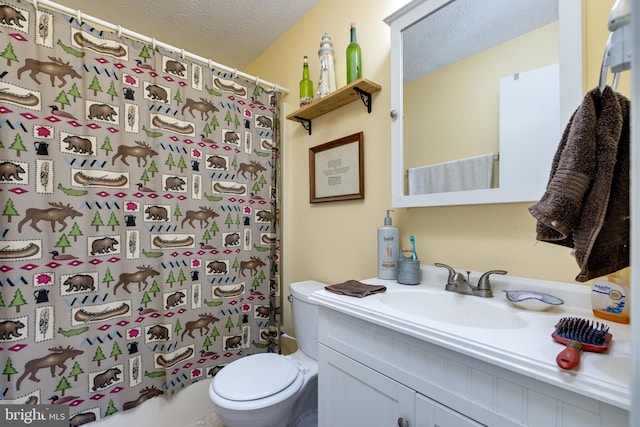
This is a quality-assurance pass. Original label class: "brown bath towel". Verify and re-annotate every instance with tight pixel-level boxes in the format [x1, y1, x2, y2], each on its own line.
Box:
[528, 86, 630, 282]
[325, 280, 386, 297]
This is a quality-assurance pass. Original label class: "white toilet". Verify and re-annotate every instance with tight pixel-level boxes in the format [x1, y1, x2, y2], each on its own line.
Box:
[209, 280, 324, 427]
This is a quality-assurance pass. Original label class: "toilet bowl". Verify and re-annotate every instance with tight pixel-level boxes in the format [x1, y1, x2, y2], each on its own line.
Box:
[209, 280, 325, 427]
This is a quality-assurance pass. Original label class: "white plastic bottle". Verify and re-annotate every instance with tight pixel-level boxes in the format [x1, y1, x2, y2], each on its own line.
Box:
[591, 272, 630, 324]
[378, 210, 399, 280]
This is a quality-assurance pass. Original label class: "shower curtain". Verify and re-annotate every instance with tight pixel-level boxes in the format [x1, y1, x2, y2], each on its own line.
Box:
[0, 0, 282, 423]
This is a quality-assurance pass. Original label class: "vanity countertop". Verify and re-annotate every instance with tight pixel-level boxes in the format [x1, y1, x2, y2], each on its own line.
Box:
[309, 266, 631, 410]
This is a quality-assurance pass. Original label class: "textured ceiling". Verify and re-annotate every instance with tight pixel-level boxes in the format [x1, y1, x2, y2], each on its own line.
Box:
[46, 0, 557, 84]
[403, 0, 558, 82]
[47, 0, 320, 70]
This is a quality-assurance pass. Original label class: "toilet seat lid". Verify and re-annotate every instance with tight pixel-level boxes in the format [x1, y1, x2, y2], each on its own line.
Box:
[213, 353, 301, 401]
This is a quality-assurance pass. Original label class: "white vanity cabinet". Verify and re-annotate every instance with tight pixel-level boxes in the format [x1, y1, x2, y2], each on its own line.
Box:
[317, 305, 629, 427]
[320, 344, 482, 427]
[319, 345, 416, 426]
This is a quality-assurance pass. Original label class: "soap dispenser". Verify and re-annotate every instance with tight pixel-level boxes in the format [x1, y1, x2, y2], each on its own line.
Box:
[378, 210, 399, 280]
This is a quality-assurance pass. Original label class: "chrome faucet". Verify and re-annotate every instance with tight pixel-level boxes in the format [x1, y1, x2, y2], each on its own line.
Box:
[434, 263, 507, 298]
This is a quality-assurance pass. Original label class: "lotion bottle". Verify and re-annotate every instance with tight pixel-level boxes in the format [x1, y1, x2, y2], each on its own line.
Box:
[378, 210, 399, 280]
[591, 271, 630, 324]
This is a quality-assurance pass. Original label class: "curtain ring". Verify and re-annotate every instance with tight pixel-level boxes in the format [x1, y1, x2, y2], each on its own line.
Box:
[117, 25, 122, 38]
[273, 84, 279, 93]
[152, 38, 156, 50]
[208, 59, 213, 71]
[181, 48, 185, 59]
[232, 68, 238, 79]
[33, 0, 38, 11]
[254, 76, 260, 86]
[76, 10, 82, 25]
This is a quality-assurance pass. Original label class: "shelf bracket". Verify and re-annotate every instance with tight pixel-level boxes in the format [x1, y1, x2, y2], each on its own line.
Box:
[353, 87, 373, 113]
[294, 116, 312, 135]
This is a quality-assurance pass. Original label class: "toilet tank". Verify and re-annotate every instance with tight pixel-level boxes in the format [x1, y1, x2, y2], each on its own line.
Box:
[289, 280, 325, 361]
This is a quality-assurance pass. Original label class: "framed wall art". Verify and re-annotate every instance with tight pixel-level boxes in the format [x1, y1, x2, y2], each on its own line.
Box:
[309, 132, 364, 203]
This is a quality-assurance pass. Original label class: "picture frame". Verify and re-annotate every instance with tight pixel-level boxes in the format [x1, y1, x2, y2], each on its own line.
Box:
[309, 132, 364, 203]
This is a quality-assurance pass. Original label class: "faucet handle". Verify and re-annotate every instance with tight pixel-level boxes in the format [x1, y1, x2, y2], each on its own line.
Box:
[435, 263, 467, 284]
[434, 262, 456, 283]
[477, 269, 507, 291]
[435, 262, 464, 292]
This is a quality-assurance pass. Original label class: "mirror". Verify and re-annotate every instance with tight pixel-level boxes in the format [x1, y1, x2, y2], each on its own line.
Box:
[385, 0, 584, 207]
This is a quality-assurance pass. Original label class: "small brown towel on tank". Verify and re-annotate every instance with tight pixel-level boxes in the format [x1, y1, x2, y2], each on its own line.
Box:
[325, 280, 386, 298]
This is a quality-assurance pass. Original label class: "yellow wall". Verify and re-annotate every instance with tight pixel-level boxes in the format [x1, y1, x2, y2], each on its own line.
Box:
[245, 0, 410, 335]
[245, 0, 624, 336]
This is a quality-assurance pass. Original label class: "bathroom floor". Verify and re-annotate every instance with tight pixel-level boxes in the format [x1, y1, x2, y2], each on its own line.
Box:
[183, 412, 226, 427]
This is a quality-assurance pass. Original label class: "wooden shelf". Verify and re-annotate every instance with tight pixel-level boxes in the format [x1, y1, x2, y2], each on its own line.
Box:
[286, 78, 382, 134]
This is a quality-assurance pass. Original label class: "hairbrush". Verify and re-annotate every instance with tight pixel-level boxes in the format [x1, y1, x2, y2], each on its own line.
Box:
[551, 317, 612, 370]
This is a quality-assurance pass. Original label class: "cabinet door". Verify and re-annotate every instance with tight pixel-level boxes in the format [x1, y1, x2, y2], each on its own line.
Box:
[415, 394, 485, 427]
[319, 344, 414, 427]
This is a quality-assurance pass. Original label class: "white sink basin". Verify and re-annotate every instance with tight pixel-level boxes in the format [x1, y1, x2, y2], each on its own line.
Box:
[379, 290, 527, 329]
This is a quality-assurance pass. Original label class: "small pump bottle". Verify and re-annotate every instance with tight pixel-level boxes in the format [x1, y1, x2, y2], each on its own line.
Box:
[378, 210, 399, 280]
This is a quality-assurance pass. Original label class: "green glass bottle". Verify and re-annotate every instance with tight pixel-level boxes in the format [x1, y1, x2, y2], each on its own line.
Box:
[346, 22, 362, 84]
[299, 56, 313, 107]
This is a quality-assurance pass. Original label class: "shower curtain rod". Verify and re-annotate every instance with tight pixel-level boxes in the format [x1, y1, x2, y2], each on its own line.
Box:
[30, 0, 289, 95]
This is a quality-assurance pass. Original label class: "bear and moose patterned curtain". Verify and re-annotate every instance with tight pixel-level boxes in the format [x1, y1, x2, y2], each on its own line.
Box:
[0, 0, 282, 423]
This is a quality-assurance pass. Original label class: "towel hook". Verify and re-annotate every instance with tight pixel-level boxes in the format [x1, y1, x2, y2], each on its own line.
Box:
[599, 33, 621, 92]
[599, 33, 613, 91]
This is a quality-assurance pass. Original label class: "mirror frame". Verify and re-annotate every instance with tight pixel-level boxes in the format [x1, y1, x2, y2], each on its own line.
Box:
[385, 0, 584, 207]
